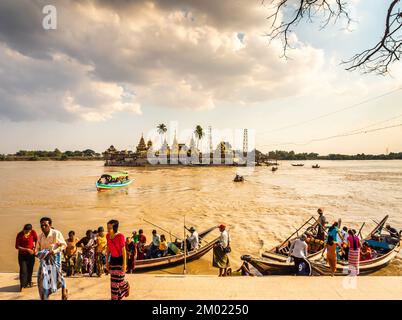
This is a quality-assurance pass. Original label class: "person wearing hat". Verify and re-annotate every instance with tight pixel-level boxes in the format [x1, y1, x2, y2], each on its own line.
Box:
[186, 226, 199, 251]
[95, 226, 107, 276]
[288, 234, 308, 275]
[213, 224, 231, 276]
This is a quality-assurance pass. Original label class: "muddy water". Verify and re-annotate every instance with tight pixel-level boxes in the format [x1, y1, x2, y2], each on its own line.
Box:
[0, 160, 401, 275]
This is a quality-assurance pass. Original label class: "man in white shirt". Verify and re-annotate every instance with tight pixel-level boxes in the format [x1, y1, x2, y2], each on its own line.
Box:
[289, 234, 308, 275]
[37, 217, 68, 300]
[186, 227, 199, 251]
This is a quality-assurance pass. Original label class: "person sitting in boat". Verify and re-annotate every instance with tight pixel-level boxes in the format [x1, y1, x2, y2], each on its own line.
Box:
[147, 230, 160, 259]
[137, 229, 147, 260]
[156, 234, 168, 257]
[385, 224, 400, 245]
[360, 242, 373, 261]
[186, 226, 199, 251]
[168, 239, 182, 255]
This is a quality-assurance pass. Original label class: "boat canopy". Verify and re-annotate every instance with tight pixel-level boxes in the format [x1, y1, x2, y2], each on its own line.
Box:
[100, 171, 129, 179]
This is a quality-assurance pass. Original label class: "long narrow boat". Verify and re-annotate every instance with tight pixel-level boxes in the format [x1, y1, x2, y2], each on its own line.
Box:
[311, 215, 401, 275]
[291, 163, 304, 167]
[241, 216, 327, 275]
[96, 171, 133, 191]
[134, 226, 219, 272]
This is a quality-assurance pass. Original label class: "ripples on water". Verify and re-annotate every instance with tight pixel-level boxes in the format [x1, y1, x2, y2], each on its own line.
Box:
[0, 160, 401, 275]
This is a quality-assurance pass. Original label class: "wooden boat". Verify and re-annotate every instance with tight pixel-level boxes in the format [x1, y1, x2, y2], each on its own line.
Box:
[96, 171, 133, 191]
[311, 215, 401, 275]
[233, 175, 244, 182]
[312, 164, 320, 169]
[134, 226, 219, 272]
[291, 163, 304, 167]
[241, 216, 328, 275]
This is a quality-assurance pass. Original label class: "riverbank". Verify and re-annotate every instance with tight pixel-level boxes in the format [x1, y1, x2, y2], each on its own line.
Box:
[0, 273, 401, 300]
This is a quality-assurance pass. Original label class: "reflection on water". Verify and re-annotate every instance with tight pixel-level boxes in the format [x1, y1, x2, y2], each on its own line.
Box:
[0, 160, 401, 275]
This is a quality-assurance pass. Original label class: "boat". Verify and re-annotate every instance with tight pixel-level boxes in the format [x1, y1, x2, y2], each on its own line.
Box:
[233, 174, 244, 182]
[272, 166, 278, 172]
[312, 164, 320, 169]
[310, 215, 401, 275]
[96, 171, 134, 191]
[134, 226, 219, 272]
[291, 163, 304, 167]
[241, 216, 328, 275]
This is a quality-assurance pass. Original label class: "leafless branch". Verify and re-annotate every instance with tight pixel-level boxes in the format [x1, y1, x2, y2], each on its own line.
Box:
[265, 0, 402, 74]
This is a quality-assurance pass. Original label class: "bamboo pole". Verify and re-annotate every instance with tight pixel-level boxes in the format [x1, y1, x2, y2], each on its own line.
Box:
[183, 215, 187, 274]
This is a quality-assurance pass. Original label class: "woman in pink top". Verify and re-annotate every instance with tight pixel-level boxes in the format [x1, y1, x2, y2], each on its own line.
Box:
[347, 229, 361, 276]
[106, 219, 130, 300]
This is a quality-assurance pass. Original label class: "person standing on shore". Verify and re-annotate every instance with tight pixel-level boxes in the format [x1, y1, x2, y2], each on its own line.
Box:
[105, 219, 130, 300]
[213, 224, 230, 277]
[63, 231, 79, 277]
[36, 217, 68, 300]
[95, 226, 107, 277]
[289, 234, 308, 275]
[321, 235, 340, 276]
[77, 230, 96, 277]
[15, 224, 38, 291]
[347, 229, 361, 276]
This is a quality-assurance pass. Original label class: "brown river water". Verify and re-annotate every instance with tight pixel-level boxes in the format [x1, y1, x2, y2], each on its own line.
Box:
[0, 160, 401, 275]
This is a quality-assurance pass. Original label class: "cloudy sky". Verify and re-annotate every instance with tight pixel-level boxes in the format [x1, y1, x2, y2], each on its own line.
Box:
[0, 0, 401, 154]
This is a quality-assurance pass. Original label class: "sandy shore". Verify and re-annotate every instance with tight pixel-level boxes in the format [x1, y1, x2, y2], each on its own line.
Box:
[0, 273, 401, 300]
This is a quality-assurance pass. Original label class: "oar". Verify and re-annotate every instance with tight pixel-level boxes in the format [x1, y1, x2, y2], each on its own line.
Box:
[357, 222, 365, 238]
[142, 218, 183, 241]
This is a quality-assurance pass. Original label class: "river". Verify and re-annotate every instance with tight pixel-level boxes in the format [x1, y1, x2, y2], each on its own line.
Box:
[0, 160, 401, 275]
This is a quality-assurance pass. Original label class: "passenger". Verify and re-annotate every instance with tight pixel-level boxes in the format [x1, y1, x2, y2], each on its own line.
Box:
[15, 224, 38, 290]
[316, 208, 326, 240]
[327, 222, 340, 260]
[168, 238, 181, 255]
[95, 226, 107, 277]
[64, 231, 79, 277]
[148, 230, 160, 258]
[347, 229, 361, 276]
[186, 226, 199, 251]
[157, 234, 168, 257]
[77, 230, 96, 277]
[137, 229, 147, 260]
[385, 224, 400, 245]
[36, 217, 68, 300]
[340, 226, 349, 261]
[288, 234, 308, 276]
[360, 242, 373, 261]
[125, 237, 136, 273]
[321, 235, 341, 276]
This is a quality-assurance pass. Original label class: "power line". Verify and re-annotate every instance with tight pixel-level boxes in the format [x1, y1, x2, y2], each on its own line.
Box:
[259, 86, 402, 134]
[257, 123, 402, 148]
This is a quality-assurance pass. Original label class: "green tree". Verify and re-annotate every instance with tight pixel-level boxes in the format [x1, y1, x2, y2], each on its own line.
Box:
[194, 125, 204, 150]
[157, 123, 167, 147]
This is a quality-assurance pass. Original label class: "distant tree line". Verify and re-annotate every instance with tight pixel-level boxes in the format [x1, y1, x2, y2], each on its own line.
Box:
[0, 149, 102, 161]
[257, 150, 402, 161]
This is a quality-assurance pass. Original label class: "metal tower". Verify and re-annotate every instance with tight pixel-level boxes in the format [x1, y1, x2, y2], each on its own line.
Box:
[243, 129, 248, 154]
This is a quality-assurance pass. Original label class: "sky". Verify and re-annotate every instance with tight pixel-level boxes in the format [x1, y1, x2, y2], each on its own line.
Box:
[0, 0, 401, 155]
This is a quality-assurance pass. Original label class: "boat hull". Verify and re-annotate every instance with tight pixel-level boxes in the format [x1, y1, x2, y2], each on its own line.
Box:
[96, 179, 133, 191]
[134, 237, 219, 272]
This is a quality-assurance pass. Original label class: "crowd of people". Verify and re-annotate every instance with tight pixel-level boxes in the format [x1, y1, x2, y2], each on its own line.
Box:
[15, 217, 233, 299]
[288, 208, 400, 276]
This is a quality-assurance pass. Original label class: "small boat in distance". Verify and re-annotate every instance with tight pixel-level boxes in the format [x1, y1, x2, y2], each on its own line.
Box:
[272, 166, 278, 172]
[234, 174, 244, 182]
[96, 171, 133, 191]
[312, 164, 320, 169]
[291, 163, 304, 167]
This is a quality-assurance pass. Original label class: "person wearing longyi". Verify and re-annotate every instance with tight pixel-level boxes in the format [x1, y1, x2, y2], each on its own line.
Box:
[105, 219, 130, 300]
[213, 224, 230, 277]
[36, 217, 68, 300]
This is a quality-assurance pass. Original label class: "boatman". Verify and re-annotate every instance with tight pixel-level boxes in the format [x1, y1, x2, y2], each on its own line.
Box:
[36, 217, 68, 300]
[186, 226, 199, 251]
